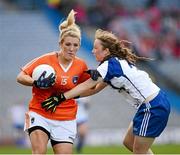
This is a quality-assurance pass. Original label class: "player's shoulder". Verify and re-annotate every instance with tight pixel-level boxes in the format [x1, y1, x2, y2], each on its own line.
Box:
[33, 52, 57, 63]
[74, 56, 87, 65]
[99, 57, 118, 68]
[98, 57, 127, 71]
[40, 51, 57, 58]
[108, 57, 132, 68]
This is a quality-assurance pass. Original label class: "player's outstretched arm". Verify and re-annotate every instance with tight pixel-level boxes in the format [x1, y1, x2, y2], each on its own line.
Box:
[64, 77, 104, 100]
[80, 82, 107, 97]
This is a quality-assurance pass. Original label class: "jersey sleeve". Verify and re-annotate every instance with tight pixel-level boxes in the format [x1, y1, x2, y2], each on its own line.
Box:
[97, 61, 109, 79]
[21, 54, 51, 76]
[21, 57, 40, 76]
[97, 58, 124, 82]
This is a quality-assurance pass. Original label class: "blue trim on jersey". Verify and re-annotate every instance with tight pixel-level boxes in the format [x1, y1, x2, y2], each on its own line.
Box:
[104, 58, 124, 82]
[103, 58, 146, 100]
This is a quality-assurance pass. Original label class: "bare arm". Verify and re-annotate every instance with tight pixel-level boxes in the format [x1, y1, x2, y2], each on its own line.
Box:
[64, 77, 105, 99]
[80, 82, 107, 97]
[16, 71, 34, 86]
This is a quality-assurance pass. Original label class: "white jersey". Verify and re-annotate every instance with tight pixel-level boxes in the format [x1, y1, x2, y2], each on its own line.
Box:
[97, 57, 160, 108]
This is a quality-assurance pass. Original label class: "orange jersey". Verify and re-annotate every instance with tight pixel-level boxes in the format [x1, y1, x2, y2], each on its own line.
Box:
[21, 52, 90, 120]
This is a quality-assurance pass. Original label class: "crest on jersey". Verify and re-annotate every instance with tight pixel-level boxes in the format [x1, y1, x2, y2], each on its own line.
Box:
[72, 76, 79, 84]
[31, 117, 35, 124]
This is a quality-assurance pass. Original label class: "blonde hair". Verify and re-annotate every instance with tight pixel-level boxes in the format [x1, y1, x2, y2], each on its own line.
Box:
[59, 10, 81, 44]
[95, 29, 151, 64]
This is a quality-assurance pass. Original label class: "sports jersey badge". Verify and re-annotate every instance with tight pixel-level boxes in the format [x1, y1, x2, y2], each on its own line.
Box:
[31, 117, 35, 124]
[72, 76, 79, 84]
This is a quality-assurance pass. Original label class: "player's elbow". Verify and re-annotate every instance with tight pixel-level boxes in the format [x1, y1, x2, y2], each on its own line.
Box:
[16, 73, 22, 83]
[16, 72, 24, 84]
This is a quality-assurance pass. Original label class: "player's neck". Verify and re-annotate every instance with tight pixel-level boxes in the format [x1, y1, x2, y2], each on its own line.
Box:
[58, 52, 73, 68]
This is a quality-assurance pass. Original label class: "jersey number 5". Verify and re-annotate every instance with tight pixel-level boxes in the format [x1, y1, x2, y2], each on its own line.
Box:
[61, 78, 67, 85]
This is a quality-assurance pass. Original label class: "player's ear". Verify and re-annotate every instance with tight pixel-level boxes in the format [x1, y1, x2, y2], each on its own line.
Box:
[59, 39, 64, 46]
[104, 48, 110, 56]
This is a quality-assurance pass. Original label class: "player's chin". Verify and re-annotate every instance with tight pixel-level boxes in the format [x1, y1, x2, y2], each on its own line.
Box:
[67, 55, 75, 61]
[96, 58, 102, 62]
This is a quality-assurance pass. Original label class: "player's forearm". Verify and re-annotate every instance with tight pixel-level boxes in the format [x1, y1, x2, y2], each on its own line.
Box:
[64, 84, 91, 99]
[17, 72, 34, 86]
[79, 88, 97, 97]
[64, 79, 98, 99]
[80, 82, 107, 97]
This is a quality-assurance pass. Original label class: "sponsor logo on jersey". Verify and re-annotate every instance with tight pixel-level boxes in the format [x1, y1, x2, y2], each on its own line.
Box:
[31, 117, 35, 124]
[72, 76, 79, 84]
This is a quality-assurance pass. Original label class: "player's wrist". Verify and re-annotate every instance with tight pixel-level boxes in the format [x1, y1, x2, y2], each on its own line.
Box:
[74, 96, 80, 99]
[33, 80, 38, 87]
[57, 93, 66, 102]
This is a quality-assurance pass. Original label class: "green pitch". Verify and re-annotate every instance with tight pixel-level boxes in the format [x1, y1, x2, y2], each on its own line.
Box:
[0, 144, 179, 154]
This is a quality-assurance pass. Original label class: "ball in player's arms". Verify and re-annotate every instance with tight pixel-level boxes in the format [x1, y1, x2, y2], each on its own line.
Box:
[32, 64, 56, 89]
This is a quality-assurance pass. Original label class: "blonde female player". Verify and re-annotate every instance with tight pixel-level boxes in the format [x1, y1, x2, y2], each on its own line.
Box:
[42, 29, 171, 154]
[16, 10, 89, 154]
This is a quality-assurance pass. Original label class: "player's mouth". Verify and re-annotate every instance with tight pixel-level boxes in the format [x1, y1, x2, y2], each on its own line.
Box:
[68, 52, 75, 57]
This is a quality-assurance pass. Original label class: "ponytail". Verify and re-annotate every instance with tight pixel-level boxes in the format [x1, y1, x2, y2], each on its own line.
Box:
[95, 29, 152, 64]
[59, 10, 81, 43]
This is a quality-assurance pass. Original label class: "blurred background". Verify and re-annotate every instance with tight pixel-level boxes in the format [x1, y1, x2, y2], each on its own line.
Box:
[0, 0, 180, 153]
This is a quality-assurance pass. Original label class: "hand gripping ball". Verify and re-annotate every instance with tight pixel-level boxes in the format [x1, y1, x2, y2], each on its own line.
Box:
[32, 64, 56, 81]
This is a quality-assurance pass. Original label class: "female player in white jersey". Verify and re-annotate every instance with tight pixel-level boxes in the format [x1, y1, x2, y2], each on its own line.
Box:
[42, 29, 171, 154]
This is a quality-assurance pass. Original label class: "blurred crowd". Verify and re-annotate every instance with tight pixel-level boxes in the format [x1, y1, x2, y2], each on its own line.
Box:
[48, 0, 180, 61]
[4, 0, 180, 60]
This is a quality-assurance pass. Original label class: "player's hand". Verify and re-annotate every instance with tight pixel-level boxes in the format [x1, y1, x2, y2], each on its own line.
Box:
[33, 71, 55, 89]
[41, 93, 66, 113]
[85, 69, 101, 81]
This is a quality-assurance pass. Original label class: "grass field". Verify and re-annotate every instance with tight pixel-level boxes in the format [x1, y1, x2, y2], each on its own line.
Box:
[0, 144, 180, 154]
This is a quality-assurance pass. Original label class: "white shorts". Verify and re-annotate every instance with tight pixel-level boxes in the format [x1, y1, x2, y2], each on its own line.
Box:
[24, 111, 77, 144]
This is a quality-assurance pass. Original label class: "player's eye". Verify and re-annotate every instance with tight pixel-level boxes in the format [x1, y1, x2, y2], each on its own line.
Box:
[73, 43, 79, 47]
[65, 43, 71, 46]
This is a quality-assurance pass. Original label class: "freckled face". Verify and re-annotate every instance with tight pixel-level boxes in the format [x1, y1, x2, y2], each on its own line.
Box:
[60, 36, 80, 61]
[92, 39, 107, 62]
